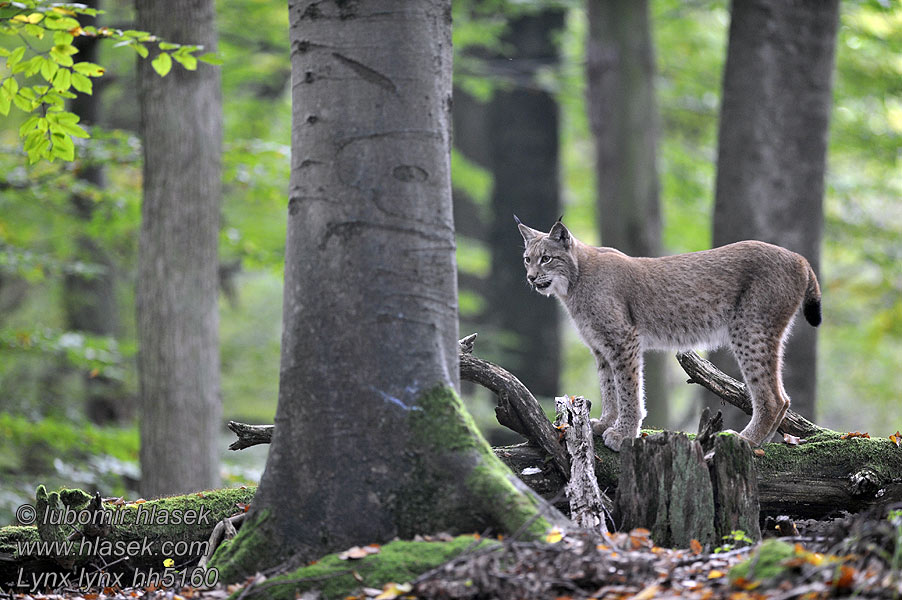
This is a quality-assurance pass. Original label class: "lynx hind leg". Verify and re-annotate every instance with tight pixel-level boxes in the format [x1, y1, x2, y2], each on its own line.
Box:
[602, 337, 645, 451]
[730, 326, 790, 446]
[590, 352, 619, 436]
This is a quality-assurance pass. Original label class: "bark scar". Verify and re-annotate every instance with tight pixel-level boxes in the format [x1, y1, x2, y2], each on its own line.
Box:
[331, 52, 398, 95]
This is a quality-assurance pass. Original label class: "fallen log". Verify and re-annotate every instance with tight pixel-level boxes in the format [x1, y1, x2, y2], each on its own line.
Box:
[227, 339, 902, 521]
[496, 431, 902, 520]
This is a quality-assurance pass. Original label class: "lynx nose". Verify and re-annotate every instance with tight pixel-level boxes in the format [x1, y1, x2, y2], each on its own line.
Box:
[527, 274, 536, 283]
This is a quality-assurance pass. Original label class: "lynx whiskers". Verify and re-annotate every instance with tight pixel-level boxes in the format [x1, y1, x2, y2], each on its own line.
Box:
[517, 217, 821, 451]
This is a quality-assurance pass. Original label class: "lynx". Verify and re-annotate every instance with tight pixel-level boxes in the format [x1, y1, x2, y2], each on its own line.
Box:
[517, 217, 821, 451]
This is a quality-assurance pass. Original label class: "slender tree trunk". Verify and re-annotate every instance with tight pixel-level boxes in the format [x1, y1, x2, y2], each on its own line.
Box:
[585, 0, 668, 427]
[135, 0, 222, 497]
[706, 0, 839, 428]
[63, 0, 129, 425]
[212, 1, 565, 580]
[486, 10, 564, 399]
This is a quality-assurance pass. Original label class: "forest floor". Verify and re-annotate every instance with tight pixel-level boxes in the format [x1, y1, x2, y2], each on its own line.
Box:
[2, 508, 899, 600]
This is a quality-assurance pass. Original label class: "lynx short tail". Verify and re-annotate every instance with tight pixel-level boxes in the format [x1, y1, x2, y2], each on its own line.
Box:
[803, 262, 822, 327]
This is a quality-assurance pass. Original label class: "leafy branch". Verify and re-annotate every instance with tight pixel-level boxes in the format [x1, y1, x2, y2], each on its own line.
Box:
[0, 0, 222, 164]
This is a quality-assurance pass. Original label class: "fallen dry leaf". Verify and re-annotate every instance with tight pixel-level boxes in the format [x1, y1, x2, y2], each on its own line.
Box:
[690, 539, 703, 555]
[546, 526, 564, 544]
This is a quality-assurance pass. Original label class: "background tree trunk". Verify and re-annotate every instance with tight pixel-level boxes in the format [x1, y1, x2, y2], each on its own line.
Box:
[135, 0, 222, 497]
[705, 0, 839, 429]
[486, 10, 564, 399]
[63, 0, 130, 425]
[212, 1, 565, 581]
[585, 0, 668, 427]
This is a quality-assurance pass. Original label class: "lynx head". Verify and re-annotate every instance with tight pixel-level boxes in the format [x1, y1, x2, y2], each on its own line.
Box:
[516, 216, 577, 297]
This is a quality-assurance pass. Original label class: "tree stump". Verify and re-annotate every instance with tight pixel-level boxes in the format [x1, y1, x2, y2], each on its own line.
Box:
[710, 433, 761, 541]
[615, 432, 715, 547]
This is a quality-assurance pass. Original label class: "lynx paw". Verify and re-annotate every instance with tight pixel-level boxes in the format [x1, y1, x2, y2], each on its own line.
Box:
[602, 428, 625, 452]
[590, 418, 615, 436]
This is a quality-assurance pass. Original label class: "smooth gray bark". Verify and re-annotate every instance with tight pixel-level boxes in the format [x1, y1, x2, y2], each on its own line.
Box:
[707, 0, 839, 428]
[585, 0, 668, 428]
[214, 2, 567, 580]
[136, 0, 222, 497]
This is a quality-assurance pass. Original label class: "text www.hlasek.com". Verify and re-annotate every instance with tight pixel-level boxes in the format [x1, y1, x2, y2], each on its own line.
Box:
[13, 537, 219, 591]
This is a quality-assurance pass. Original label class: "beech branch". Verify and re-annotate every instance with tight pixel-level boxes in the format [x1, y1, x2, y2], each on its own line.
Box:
[675, 350, 825, 439]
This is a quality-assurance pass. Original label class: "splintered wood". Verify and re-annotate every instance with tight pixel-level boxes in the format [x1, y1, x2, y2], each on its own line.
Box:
[554, 395, 608, 534]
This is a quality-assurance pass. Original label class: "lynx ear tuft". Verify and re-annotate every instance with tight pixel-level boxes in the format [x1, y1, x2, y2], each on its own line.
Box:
[518, 222, 540, 243]
[513, 214, 522, 225]
[548, 220, 571, 248]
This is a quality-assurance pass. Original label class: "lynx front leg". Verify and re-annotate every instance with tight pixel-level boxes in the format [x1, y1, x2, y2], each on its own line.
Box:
[601, 334, 645, 451]
[590, 352, 618, 436]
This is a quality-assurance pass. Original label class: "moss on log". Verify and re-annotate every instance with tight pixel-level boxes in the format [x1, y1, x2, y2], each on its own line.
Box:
[496, 429, 902, 519]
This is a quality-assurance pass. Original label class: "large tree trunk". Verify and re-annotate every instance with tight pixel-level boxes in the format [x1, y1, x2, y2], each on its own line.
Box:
[64, 0, 130, 425]
[135, 0, 222, 497]
[706, 0, 839, 429]
[585, 0, 668, 428]
[486, 11, 564, 399]
[212, 1, 566, 581]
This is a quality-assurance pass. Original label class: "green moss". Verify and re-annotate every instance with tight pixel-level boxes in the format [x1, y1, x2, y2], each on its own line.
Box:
[403, 385, 553, 539]
[208, 508, 273, 583]
[729, 539, 795, 585]
[33, 485, 256, 567]
[0, 525, 39, 554]
[236, 535, 496, 600]
[754, 432, 902, 480]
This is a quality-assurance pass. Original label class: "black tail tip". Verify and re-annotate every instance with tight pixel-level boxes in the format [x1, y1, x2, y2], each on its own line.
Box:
[803, 299, 822, 327]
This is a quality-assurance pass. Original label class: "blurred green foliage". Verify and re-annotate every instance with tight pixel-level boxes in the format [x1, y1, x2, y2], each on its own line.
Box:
[0, 0, 899, 516]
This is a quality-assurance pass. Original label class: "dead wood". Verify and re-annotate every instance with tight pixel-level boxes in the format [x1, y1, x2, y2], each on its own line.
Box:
[676, 351, 824, 438]
[553, 395, 609, 533]
[615, 432, 716, 547]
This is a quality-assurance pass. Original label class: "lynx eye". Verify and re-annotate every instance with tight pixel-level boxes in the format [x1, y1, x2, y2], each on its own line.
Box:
[540, 255, 551, 265]
[524, 256, 531, 264]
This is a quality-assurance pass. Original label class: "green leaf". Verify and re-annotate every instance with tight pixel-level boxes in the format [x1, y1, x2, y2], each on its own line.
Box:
[159, 41, 179, 50]
[197, 52, 224, 65]
[49, 46, 75, 67]
[70, 71, 92, 94]
[132, 42, 148, 58]
[44, 15, 80, 30]
[12, 91, 34, 112]
[40, 56, 59, 82]
[151, 51, 171, 76]
[0, 48, 10, 58]
[51, 67, 70, 92]
[0, 92, 9, 116]
[6, 45, 25, 67]
[1, 77, 19, 98]
[56, 120, 88, 138]
[123, 29, 151, 38]
[23, 23, 44, 39]
[53, 31, 73, 46]
[72, 62, 104, 77]
[172, 52, 197, 71]
[51, 132, 75, 160]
